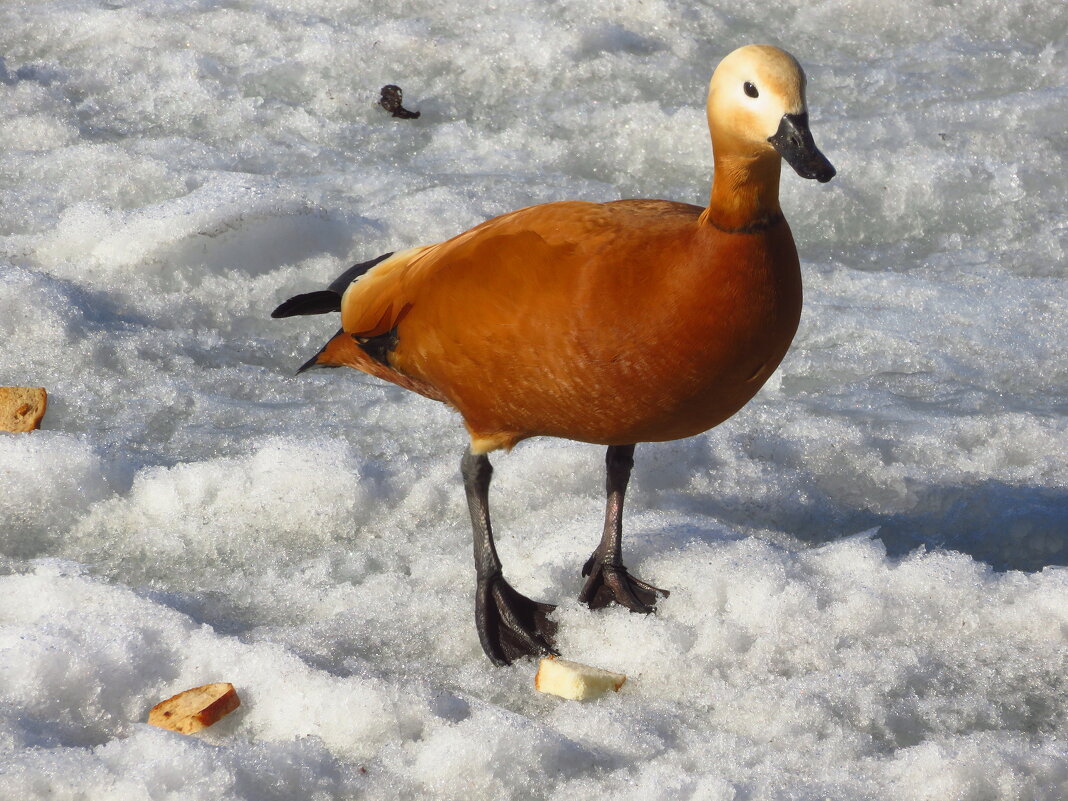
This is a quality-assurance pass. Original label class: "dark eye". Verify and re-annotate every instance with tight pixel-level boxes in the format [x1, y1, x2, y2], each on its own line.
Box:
[744, 81, 759, 98]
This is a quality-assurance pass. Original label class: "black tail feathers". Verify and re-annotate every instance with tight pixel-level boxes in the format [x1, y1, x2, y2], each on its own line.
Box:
[325, 251, 393, 296]
[271, 291, 341, 318]
[271, 251, 395, 319]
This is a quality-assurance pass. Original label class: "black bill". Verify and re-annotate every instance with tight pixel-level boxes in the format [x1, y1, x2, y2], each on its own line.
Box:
[768, 112, 836, 183]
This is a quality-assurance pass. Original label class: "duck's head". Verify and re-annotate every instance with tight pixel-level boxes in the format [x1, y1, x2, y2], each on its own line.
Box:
[708, 45, 836, 183]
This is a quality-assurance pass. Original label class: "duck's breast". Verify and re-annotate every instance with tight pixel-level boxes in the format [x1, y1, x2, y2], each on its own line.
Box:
[615, 219, 802, 442]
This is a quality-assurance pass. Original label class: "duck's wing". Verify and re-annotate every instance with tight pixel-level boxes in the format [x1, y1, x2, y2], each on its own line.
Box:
[278, 199, 704, 422]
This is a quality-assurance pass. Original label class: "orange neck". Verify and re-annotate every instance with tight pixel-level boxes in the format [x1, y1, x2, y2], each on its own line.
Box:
[702, 148, 783, 233]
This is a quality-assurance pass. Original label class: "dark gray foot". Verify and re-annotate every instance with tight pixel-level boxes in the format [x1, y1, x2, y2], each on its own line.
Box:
[476, 573, 558, 666]
[579, 553, 669, 612]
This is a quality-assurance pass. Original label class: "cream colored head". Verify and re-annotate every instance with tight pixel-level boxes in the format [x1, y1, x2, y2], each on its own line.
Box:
[708, 45, 806, 148]
[707, 44, 835, 182]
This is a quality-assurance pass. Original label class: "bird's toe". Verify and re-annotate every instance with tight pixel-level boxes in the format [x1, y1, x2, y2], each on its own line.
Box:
[579, 562, 669, 613]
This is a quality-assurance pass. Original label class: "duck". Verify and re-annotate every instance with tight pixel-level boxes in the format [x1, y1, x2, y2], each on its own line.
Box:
[273, 44, 835, 666]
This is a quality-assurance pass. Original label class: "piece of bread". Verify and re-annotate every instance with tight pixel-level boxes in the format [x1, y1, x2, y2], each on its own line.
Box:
[534, 657, 627, 700]
[0, 387, 47, 433]
[147, 682, 241, 734]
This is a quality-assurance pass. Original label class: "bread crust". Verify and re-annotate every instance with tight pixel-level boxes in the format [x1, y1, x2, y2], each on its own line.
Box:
[0, 387, 47, 433]
[147, 682, 241, 734]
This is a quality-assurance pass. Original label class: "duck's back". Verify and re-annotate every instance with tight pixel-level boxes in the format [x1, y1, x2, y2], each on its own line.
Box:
[336, 199, 802, 451]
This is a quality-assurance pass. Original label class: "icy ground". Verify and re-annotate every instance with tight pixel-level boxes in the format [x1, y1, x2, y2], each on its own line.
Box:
[2, 0, 1067, 799]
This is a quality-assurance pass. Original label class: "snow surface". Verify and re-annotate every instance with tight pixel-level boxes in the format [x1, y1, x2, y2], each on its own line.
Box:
[2, 0, 1067, 798]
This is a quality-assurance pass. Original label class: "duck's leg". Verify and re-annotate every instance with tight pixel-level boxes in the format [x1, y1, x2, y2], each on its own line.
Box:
[579, 444, 669, 612]
[461, 447, 557, 665]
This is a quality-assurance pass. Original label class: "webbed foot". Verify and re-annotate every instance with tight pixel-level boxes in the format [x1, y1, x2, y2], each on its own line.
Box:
[579, 554, 669, 613]
[476, 573, 558, 666]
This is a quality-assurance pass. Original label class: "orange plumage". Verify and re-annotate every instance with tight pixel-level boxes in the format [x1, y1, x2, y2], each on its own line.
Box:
[316, 199, 802, 454]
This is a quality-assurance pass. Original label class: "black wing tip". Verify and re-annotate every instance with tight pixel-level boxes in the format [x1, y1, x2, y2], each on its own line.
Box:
[296, 351, 343, 374]
[295, 328, 347, 374]
[296, 356, 324, 374]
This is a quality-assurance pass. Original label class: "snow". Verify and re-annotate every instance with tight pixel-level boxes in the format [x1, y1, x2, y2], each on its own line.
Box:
[2, 0, 1067, 798]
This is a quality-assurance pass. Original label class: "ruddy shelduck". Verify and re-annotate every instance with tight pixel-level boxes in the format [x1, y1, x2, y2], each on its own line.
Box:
[273, 44, 836, 666]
